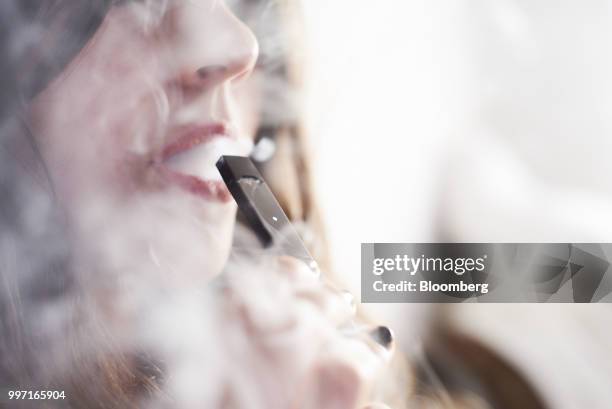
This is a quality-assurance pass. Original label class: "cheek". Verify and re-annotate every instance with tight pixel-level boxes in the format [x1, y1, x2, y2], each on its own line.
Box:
[30, 40, 165, 198]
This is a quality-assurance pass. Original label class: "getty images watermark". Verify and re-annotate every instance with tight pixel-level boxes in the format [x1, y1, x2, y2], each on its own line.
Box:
[361, 244, 612, 303]
[372, 253, 489, 294]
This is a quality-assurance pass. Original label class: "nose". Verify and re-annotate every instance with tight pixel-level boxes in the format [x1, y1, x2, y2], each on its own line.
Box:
[170, 1, 259, 91]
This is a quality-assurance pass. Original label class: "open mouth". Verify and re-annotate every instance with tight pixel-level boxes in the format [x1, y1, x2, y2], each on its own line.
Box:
[155, 122, 252, 202]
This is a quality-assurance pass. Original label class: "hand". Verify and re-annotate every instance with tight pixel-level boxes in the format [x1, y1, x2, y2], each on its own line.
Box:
[220, 254, 396, 409]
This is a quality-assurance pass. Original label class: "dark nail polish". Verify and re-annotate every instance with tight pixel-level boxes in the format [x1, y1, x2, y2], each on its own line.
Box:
[369, 326, 394, 349]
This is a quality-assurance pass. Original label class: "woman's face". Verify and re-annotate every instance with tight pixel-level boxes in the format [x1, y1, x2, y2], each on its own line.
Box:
[29, 0, 260, 281]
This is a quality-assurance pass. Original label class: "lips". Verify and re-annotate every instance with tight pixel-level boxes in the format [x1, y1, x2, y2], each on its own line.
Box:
[155, 122, 252, 202]
[161, 123, 228, 160]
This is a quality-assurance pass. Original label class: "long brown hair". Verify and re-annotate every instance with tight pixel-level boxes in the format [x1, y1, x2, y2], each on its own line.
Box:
[242, 0, 331, 270]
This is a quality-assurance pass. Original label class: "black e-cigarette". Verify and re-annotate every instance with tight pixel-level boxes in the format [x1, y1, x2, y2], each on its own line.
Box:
[216, 155, 319, 273]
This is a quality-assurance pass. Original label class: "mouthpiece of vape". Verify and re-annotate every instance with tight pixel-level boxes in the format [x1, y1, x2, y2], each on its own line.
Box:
[216, 155, 319, 273]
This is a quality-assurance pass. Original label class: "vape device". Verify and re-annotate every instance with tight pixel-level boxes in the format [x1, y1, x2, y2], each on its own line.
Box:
[216, 155, 319, 273]
[217, 156, 396, 350]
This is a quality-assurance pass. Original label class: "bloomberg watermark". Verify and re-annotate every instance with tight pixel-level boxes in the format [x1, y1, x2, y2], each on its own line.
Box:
[361, 243, 612, 303]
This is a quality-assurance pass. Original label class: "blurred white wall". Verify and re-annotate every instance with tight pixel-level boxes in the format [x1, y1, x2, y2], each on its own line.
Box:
[301, 0, 612, 295]
[301, 0, 476, 340]
[302, 3, 612, 406]
[302, 0, 472, 286]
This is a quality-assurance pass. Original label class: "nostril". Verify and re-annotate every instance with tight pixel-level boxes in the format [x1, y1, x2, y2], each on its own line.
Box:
[369, 326, 394, 349]
[196, 65, 227, 80]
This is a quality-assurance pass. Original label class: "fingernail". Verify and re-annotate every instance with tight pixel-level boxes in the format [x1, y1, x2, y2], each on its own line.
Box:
[340, 290, 357, 314]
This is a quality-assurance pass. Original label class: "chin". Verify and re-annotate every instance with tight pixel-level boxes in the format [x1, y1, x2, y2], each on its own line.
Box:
[72, 186, 238, 286]
[146, 192, 238, 282]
